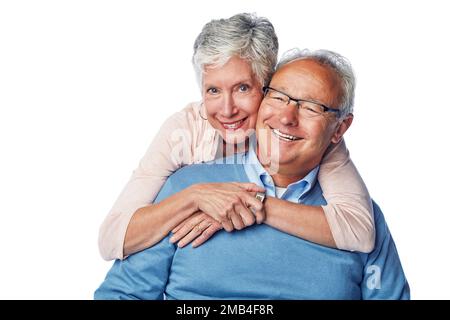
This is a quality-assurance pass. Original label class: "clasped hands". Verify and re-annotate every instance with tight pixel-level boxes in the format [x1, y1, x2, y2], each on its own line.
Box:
[169, 182, 266, 248]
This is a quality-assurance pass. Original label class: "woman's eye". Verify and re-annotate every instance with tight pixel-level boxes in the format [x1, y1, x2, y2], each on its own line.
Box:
[238, 84, 249, 92]
[207, 87, 219, 94]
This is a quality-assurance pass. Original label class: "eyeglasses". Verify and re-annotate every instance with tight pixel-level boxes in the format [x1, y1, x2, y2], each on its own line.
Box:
[262, 86, 341, 118]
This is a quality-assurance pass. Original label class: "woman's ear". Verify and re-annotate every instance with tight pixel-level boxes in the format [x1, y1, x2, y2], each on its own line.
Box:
[331, 114, 353, 144]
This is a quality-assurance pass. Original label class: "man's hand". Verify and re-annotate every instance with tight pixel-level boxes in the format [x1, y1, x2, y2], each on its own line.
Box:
[169, 182, 266, 247]
[191, 182, 266, 232]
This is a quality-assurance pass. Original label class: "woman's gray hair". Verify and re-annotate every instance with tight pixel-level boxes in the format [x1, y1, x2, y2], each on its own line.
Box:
[192, 13, 278, 87]
[277, 48, 356, 118]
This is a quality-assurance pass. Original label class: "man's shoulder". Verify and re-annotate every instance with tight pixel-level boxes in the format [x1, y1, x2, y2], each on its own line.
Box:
[154, 156, 249, 203]
[371, 200, 387, 232]
[168, 160, 247, 185]
[362, 199, 391, 248]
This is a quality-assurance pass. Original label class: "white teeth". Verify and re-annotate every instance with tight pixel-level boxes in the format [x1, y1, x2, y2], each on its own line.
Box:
[223, 119, 244, 129]
[272, 129, 301, 141]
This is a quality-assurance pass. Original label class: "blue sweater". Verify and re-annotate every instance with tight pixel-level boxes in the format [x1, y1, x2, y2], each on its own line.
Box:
[95, 158, 409, 300]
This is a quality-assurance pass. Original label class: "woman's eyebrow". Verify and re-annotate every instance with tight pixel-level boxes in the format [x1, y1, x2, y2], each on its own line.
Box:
[203, 78, 254, 88]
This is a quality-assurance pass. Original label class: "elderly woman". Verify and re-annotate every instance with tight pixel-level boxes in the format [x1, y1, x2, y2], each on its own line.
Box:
[98, 13, 375, 261]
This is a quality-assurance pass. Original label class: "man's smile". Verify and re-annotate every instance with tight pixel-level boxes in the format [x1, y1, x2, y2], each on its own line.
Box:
[270, 126, 302, 142]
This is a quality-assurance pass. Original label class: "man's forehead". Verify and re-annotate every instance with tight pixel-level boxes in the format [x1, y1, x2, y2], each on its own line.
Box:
[271, 58, 342, 106]
[272, 60, 329, 90]
[276, 59, 335, 79]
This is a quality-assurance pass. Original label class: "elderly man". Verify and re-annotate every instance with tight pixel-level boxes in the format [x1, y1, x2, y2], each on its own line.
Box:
[94, 49, 409, 300]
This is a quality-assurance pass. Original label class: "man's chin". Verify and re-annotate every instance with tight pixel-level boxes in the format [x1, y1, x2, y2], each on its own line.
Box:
[257, 153, 282, 174]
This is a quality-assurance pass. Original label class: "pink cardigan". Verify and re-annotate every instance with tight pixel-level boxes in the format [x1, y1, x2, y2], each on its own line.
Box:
[99, 102, 375, 260]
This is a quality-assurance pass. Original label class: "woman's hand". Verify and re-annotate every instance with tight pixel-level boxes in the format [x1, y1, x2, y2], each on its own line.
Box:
[169, 182, 266, 248]
[169, 212, 222, 248]
[191, 182, 266, 232]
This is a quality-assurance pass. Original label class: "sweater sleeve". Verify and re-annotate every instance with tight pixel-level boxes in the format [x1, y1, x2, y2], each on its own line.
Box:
[319, 139, 375, 253]
[94, 236, 176, 300]
[361, 202, 410, 299]
[98, 102, 216, 261]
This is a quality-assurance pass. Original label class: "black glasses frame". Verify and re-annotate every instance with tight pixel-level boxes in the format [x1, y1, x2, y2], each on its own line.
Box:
[262, 86, 341, 117]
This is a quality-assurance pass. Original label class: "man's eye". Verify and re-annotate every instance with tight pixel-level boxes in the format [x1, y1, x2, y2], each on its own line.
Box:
[238, 84, 249, 92]
[207, 87, 219, 94]
[270, 95, 285, 103]
[303, 105, 321, 115]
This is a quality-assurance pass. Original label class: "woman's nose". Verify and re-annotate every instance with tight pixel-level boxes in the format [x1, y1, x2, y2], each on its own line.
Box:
[220, 94, 239, 118]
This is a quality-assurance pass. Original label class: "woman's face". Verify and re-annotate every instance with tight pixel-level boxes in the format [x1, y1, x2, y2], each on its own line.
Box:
[202, 56, 263, 145]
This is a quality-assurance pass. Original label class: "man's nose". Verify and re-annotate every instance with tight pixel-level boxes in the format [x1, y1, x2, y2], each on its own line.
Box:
[220, 93, 239, 118]
[278, 104, 299, 127]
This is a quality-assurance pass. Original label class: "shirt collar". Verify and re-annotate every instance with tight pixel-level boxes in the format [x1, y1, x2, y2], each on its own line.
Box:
[242, 145, 319, 203]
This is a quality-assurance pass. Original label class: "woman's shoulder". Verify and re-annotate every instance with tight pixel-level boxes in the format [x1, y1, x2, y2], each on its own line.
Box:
[180, 101, 202, 114]
[164, 101, 206, 128]
[157, 101, 218, 164]
[156, 101, 199, 132]
[176, 101, 202, 120]
[174, 101, 217, 141]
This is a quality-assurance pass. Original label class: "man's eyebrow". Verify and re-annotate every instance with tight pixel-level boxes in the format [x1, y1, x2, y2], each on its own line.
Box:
[276, 86, 326, 104]
[301, 94, 320, 101]
[273, 86, 292, 95]
[276, 86, 299, 98]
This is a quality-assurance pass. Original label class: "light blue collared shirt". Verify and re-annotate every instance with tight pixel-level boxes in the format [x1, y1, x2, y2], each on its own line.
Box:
[242, 146, 319, 202]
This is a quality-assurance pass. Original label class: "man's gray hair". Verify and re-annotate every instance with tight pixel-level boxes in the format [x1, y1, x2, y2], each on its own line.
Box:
[192, 13, 278, 87]
[277, 48, 356, 118]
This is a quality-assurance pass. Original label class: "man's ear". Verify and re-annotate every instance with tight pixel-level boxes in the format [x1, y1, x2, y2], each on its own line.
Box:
[331, 114, 353, 144]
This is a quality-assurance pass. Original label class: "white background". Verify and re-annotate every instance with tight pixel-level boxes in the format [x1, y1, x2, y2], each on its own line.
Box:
[1, 0, 449, 299]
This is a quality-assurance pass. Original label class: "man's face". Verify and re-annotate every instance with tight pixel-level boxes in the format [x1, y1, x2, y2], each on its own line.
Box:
[256, 59, 352, 183]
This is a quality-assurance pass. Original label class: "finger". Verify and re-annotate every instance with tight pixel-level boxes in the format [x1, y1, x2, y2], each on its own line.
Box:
[172, 220, 187, 234]
[254, 208, 266, 224]
[170, 223, 193, 244]
[234, 202, 256, 227]
[229, 211, 245, 230]
[177, 219, 212, 248]
[222, 219, 234, 232]
[170, 214, 204, 243]
[234, 182, 265, 193]
[241, 193, 264, 213]
[192, 223, 222, 248]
